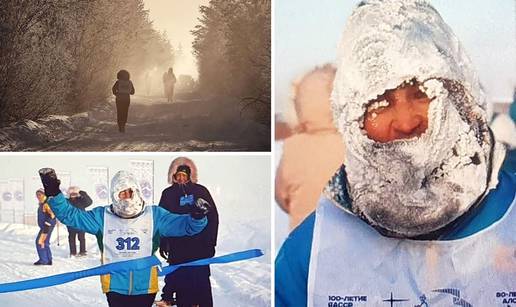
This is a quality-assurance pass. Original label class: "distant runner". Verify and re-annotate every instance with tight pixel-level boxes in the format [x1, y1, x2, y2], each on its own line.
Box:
[163, 68, 177, 103]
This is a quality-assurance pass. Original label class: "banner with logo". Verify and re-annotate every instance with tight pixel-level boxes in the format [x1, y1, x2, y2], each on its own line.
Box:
[0, 180, 12, 223]
[0, 179, 24, 223]
[130, 160, 154, 204]
[87, 167, 109, 206]
[10, 179, 24, 223]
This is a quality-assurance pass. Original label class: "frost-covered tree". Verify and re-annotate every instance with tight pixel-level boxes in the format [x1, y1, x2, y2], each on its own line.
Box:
[192, 0, 271, 124]
[0, 0, 174, 125]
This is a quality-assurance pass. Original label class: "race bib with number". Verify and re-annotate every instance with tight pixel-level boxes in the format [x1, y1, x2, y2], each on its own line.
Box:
[102, 206, 153, 264]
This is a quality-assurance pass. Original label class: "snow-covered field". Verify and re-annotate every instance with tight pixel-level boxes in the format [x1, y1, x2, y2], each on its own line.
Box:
[0, 96, 270, 152]
[0, 221, 270, 306]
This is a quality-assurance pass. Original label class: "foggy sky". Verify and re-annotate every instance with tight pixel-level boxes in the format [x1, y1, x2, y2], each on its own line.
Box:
[143, 0, 209, 79]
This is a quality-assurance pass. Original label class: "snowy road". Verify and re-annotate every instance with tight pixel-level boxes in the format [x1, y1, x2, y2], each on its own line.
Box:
[0, 222, 271, 306]
[21, 96, 270, 152]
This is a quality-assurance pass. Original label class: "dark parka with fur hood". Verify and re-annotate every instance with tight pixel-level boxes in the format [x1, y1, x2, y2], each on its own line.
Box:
[159, 157, 219, 265]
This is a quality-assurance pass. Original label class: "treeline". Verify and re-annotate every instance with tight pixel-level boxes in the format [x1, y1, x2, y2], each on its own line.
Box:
[0, 0, 173, 125]
[192, 0, 271, 124]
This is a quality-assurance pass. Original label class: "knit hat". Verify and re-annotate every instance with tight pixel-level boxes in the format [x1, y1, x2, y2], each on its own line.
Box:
[175, 165, 191, 179]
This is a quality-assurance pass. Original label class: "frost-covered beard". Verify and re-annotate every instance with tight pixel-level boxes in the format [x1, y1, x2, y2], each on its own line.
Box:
[110, 171, 145, 219]
[343, 79, 492, 238]
[112, 194, 144, 218]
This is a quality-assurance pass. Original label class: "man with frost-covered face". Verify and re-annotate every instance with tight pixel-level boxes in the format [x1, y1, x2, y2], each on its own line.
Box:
[275, 1, 516, 306]
[39, 168, 211, 307]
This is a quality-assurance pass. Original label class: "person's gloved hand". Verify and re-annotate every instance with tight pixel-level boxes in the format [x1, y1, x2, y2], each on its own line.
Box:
[159, 248, 169, 260]
[38, 233, 47, 248]
[159, 238, 169, 260]
[38, 168, 61, 197]
[190, 198, 211, 220]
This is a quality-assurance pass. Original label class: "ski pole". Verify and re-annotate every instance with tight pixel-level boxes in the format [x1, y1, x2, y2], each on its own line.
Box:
[56, 221, 60, 246]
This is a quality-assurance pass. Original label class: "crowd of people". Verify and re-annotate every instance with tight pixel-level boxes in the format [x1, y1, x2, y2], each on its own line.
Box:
[35, 156, 218, 307]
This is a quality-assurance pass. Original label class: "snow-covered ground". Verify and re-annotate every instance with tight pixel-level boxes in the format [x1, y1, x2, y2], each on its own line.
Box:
[0, 95, 270, 152]
[0, 221, 270, 306]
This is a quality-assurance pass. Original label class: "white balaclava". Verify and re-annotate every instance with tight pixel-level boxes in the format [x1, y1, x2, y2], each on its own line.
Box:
[110, 171, 145, 218]
[326, 0, 505, 238]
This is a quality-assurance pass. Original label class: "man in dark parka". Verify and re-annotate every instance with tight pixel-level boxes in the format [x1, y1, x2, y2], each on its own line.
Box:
[158, 157, 219, 307]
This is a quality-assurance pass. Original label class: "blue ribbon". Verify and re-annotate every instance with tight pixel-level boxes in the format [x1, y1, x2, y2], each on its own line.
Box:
[0, 249, 263, 293]
[158, 248, 264, 276]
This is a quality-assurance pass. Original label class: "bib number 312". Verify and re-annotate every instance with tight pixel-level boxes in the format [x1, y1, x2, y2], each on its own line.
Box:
[115, 237, 140, 250]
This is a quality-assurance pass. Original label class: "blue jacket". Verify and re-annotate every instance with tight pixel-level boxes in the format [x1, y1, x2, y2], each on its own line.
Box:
[275, 169, 516, 307]
[37, 202, 56, 234]
[48, 193, 207, 295]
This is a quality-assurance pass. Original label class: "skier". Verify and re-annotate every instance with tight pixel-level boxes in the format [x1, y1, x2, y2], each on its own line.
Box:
[156, 157, 219, 307]
[275, 65, 345, 230]
[275, 1, 516, 306]
[39, 168, 210, 307]
[66, 186, 92, 257]
[34, 189, 56, 265]
[162, 68, 177, 103]
[112, 69, 135, 133]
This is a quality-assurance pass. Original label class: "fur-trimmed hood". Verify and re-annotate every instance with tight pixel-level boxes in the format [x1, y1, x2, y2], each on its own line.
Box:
[167, 157, 198, 184]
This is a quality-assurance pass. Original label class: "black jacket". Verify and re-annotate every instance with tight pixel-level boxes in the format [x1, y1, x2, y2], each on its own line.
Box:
[159, 182, 219, 264]
[69, 191, 92, 210]
[67, 191, 92, 232]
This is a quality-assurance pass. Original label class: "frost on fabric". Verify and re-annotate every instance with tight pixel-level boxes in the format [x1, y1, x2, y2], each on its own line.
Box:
[326, 0, 505, 238]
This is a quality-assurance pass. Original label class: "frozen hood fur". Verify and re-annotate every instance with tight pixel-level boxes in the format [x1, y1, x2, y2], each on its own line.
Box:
[168, 157, 198, 184]
[325, 0, 505, 238]
[110, 171, 145, 218]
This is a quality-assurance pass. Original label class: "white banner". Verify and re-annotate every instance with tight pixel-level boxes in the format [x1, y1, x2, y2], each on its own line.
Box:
[0, 179, 24, 223]
[10, 179, 24, 223]
[0, 180, 12, 223]
[88, 166, 109, 206]
[130, 160, 154, 204]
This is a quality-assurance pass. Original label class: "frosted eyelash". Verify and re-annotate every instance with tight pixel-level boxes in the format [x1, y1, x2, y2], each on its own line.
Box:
[367, 99, 389, 112]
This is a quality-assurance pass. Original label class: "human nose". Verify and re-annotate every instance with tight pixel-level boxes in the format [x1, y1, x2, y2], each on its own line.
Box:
[391, 105, 425, 137]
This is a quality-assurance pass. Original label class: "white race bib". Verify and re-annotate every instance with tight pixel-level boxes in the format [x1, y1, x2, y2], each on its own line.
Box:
[102, 206, 153, 264]
[308, 196, 516, 307]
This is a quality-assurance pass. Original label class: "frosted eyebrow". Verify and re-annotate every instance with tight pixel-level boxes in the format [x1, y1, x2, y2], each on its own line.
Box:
[367, 99, 389, 113]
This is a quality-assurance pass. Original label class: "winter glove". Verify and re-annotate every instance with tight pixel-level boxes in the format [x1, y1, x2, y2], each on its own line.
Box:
[159, 248, 169, 260]
[38, 233, 47, 248]
[190, 198, 211, 220]
[38, 168, 61, 197]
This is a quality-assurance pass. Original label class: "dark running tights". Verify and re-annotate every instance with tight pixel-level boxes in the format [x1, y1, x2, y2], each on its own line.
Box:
[106, 292, 156, 307]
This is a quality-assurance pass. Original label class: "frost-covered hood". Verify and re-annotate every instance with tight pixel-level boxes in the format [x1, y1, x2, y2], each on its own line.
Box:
[327, 0, 505, 238]
[110, 171, 145, 218]
[168, 157, 198, 184]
